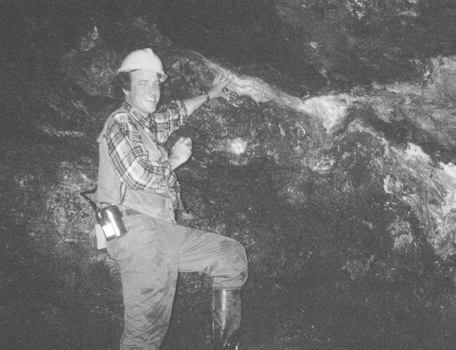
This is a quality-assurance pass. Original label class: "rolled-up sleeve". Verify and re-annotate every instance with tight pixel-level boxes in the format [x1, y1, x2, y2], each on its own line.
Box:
[151, 100, 188, 144]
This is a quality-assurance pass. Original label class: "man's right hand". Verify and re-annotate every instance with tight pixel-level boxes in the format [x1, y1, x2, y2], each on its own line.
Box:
[169, 137, 192, 170]
[207, 72, 231, 100]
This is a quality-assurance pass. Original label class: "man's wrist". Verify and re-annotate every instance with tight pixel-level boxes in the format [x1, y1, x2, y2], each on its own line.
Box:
[169, 154, 189, 171]
[168, 156, 179, 171]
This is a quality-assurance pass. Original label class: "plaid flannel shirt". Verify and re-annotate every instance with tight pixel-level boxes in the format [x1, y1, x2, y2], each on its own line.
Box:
[105, 101, 188, 194]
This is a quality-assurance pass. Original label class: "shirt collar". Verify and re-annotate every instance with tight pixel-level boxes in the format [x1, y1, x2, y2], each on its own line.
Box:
[122, 102, 150, 128]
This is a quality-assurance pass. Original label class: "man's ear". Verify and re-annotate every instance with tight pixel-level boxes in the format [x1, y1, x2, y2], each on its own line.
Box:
[123, 88, 130, 97]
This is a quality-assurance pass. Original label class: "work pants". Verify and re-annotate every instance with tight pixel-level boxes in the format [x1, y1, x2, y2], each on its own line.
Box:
[106, 214, 248, 350]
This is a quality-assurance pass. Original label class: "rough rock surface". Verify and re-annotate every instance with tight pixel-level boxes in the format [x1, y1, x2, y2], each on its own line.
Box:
[3, 4, 456, 349]
[157, 0, 456, 93]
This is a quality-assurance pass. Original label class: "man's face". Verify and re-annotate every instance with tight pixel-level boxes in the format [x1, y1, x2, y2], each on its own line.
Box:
[124, 69, 161, 114]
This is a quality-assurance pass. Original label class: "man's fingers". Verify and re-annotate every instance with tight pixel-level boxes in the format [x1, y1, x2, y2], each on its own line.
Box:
[175, 137, 192, 149]
[214, 72, 231, 85]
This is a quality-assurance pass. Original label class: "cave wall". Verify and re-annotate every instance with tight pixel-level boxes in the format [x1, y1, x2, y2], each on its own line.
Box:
[152, 0, 456, 92]
[3, 1, 456, 347]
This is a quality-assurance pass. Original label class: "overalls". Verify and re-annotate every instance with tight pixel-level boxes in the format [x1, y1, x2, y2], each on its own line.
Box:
[96, 111, 248, 350]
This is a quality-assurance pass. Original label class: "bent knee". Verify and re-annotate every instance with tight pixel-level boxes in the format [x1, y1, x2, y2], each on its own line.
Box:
[222, 238, 248, 277]
[212, 237, 249, 289]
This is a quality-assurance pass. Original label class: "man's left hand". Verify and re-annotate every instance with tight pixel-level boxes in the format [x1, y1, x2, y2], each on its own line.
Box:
[169, 137, 192, 170]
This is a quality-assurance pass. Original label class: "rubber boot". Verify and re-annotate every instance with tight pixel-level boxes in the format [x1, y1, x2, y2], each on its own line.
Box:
[212, 288, 242, 350]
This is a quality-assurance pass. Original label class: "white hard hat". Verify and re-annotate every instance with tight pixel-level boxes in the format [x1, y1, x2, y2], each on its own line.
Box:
[118, 48, 167, 82]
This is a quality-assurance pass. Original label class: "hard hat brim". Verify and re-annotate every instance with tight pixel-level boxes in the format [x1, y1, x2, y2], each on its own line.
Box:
[117, 69, 168, 83]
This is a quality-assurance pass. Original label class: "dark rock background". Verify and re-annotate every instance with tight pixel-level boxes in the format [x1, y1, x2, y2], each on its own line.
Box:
[2, 0, 456, 348]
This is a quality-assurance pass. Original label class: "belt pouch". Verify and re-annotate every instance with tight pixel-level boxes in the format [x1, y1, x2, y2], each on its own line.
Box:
[95, 205, 127, 241]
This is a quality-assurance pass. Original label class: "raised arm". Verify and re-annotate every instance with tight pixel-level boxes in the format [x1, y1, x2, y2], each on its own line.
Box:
[183, 73, 231, 115]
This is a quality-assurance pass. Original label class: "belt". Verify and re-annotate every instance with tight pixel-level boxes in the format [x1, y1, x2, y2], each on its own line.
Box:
[122, 208, 143, 217]
[99, 203, 143, 217]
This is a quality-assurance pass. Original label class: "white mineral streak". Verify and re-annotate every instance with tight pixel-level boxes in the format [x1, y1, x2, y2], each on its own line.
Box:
[203, 52, 456, 258]
[431, 162, 456, 258]
[421, 162, 456, 259]
[201, 55, 355, 135]
[390, 143, 456, 258]
[201, 55, 307, 111]
[300, 95, 355, 134]
[403, 143, 432, 166]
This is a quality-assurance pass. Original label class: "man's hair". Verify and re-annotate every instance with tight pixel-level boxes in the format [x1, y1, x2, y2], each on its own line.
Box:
[112, 71, 132, 99]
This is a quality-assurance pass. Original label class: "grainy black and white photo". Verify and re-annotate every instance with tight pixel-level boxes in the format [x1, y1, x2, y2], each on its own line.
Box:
[2, 1, 456, 349]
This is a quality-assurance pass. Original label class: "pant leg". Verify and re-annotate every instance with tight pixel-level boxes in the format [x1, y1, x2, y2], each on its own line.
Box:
[177, 228, 248, 289]
[106, 215, 189, 350]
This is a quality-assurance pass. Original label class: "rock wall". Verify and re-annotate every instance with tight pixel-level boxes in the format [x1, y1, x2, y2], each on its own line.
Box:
[4, 7, 456, 347]
[154, 0, 456, 93]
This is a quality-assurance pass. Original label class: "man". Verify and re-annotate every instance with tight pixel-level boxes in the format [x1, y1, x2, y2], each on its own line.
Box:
[95, 48, 248, 350]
